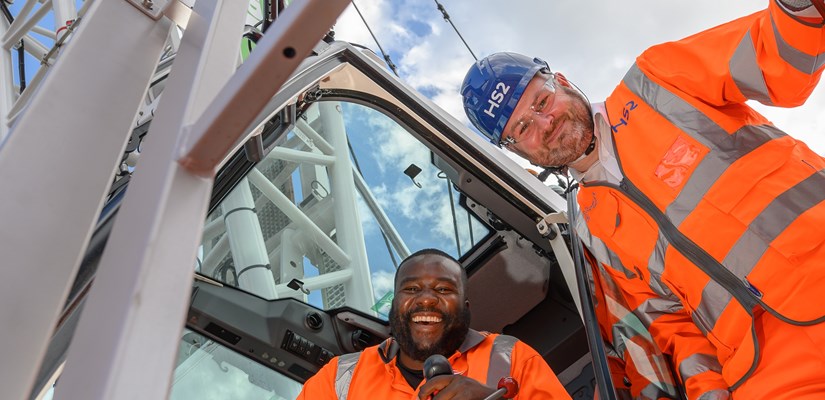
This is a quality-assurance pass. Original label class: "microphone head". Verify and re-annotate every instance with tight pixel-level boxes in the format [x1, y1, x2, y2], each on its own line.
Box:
[423, 354, 452, 380]
[497, 377, 519, 399]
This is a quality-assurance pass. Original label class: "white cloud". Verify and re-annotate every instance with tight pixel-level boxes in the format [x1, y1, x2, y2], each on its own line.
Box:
[334, 1, 825, 155]
[371, 269, 395, 300]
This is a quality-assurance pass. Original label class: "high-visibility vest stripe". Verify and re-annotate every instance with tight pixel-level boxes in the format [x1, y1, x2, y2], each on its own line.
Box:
[485, 334, 517, 387]
[622, 63, 786, 228]
[697, 389, 731, 400]
[731, 30, 772, 104]
[698, 168, 825, 330]
[678, 353, 722, 383]
[770, 16, 825, 74]
[334, 352, 361, 400]
[646, 231, 680, 302]
[333, 335, 518, 399]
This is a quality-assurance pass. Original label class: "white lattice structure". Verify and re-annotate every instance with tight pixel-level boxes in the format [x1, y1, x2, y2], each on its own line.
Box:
[0, 1, 352, 398]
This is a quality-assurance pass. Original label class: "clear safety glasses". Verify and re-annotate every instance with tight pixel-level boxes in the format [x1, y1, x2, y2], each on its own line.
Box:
[500, 76, 557, 148]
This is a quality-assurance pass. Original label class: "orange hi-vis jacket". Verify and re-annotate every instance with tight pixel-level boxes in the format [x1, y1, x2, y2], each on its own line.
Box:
[296, 329, 570, 399]
[577, 212, 728, 400]
[578, 0, 825, 397]
[583, 241, 683, 400]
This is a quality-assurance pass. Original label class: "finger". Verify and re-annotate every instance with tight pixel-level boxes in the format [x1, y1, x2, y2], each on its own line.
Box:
[418, 375, 454, 399]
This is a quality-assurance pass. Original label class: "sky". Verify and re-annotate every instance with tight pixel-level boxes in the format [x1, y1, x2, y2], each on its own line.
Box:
[330, 0, 825, 155]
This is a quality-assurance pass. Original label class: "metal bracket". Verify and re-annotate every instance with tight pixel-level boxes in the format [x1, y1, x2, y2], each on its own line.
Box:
[287, 279, 311, 295]
[125, 0, 168, 20]
[126, 0, 191, 28]
[536, 211, 568, 239]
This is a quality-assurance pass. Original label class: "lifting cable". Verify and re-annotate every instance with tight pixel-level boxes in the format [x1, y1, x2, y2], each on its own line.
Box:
[432, 0, 477, 61]
[350, 0, 399, 77]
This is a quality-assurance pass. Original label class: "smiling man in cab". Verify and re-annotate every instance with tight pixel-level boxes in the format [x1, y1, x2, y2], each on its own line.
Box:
[297, 249, 571, 399]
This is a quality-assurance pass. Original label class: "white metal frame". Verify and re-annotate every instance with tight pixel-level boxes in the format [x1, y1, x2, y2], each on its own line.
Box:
[57, 0, 352, 397]
[0, 0, 351, 398]
[0, 1, 173, 398]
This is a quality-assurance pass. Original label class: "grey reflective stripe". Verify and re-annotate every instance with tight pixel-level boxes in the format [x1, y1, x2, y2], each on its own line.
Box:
[622, 64, 786, 227]
[578, 219, 637, 279]
[696, 168, 825, 330]
[639, 382, 681, 400]
[669, 124, 784, 227]
[634, 296, 684, 328]
[697, 389, 731, 400]
[772, 15, 825, 74]
[587, 226, 684, 328]
[725, 168, 825, 275]
[334, 352, 361, 400]
[678, 353, 722, 383]
[730, 31, 772, 104]
[696, 282, 731, 332]
[646, 231, 675, 299]
[486, 335, 517, 387]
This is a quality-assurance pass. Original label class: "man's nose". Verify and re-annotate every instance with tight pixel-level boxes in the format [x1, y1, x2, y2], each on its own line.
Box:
[415, 288, 438, 306]
[533, 112, 554, 128]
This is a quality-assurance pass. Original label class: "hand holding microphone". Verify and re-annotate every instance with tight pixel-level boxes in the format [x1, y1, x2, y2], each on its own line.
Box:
[424, 354, 453, 380]
[419, 354, 520, 400]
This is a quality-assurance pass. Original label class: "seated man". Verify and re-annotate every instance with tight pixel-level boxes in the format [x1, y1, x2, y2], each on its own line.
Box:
[297, 249, 571, 399]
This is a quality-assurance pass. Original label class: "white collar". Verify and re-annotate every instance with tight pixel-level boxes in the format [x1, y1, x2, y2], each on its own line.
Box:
[569, 102, 623, 185]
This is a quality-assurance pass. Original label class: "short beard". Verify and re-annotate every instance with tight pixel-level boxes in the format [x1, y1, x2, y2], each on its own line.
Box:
[389, 304, 471, 362]
[540, 84, 595, 167]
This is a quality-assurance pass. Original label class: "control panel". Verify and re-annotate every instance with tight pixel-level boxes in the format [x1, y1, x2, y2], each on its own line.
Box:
[282, 330, 335, 367]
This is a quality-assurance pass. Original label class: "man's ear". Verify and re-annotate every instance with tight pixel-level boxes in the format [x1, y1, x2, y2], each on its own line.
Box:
[554, 72, 571, 88]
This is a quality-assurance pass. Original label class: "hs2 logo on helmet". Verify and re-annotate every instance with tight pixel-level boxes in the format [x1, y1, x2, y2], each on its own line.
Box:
[483, 82, 511, 118]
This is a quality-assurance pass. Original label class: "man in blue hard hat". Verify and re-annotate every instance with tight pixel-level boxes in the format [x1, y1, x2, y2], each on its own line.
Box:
[460, 1, 825, 400]
[461, 53, 598, 175]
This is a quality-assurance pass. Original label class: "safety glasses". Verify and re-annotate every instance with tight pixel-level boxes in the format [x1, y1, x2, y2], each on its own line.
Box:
[500, 76, 556, 148]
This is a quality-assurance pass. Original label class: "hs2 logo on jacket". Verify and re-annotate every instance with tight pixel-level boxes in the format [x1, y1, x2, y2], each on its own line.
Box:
[611, 101, 638, 133]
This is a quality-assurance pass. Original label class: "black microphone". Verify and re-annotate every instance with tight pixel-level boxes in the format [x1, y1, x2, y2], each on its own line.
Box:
[423, 354, 452, 380]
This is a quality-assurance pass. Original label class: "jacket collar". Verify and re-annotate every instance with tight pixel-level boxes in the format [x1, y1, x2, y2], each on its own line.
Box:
[377, 329, 487, 364]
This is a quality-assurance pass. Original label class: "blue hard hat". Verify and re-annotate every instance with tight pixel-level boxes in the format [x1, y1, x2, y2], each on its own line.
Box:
[461, 52, 549, 146]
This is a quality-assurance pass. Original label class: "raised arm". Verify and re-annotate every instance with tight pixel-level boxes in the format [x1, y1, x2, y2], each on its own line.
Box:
[637, 0, 825, 108]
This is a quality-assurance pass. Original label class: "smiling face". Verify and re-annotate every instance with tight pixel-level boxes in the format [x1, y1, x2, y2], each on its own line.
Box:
[500, 72, 595, 167]
[389, 254, 470, 365]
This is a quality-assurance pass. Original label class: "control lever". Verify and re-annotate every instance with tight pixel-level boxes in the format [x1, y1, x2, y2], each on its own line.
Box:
[482, 377, 520, 400]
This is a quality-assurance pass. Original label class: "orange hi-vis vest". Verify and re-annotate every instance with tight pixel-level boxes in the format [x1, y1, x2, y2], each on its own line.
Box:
[578, 0, 825, 392]
[296, 329, 570, 399]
